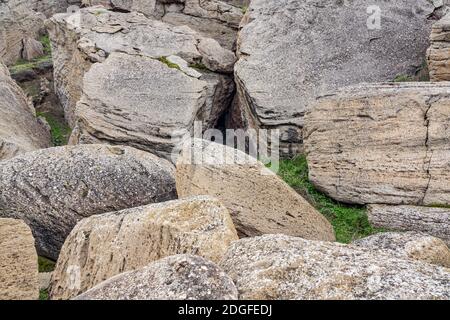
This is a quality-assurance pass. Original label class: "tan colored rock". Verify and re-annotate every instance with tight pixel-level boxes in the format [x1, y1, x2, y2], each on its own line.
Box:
[21, 37, 44, 61]
[353, 232, 450, 268]
[220, 234, 450, 300]
[39, 272, 53, 291]
[75, 255, 238, 300]
[0, 218, 39, 300]
[50, 196, 238, 300]
[367, 205, 450, 246]
[0, 61, 51, 160]
[427, 13, 450, 81]
[304, 82, 450, 205]
[176, 139, 335, 241]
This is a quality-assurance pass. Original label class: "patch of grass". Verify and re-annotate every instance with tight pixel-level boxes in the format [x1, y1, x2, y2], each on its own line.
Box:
[38, 256, 56, 273]
[9, 55, 52, 74]
[189, 62, 209, 71]
[427, 203, 450, 209]
[393, 74, 414, 82]
[158, 56, 181, 71]
[241, 6, 248, 14]
[39, 289, 49, 300]
[39, 35, 52, 56]
[276, 155, 384, 243]
[37, 112, 71, 146]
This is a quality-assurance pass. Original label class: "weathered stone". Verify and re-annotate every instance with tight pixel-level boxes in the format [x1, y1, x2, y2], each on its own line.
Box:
[68, 52, 234, 161]
[0, 61, 51, 160]
[234, 0, 449, 155]
[50, 196, 238, 300]
[368, 205, 450, 246]
[82, 1, 243, 50]
[220, 234, 450, 300]
[21, 38, 44, 61]
[74, 255, 238, 300]
[428, 13, 450, 81]
[176, 139, 335, 241]
[304, 82, 450, 205]
[353, 232, 450, 268]
[46, 7, 236, 133]
[0, 144, 176, 260]
[0, 218, 39, 300]
[39, 272, 53, 291]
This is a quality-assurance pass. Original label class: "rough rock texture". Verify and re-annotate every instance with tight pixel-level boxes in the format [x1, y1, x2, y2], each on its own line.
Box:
[176, 139, 335, 241]
[0, 218, 39, 300]
[428, 13, 450, 81]
[47, 8, 236, 159]
[39, 272, 53, 291]
[304, 83, 450, 205]
[32, 1, 82, 18]
[0, 0, 44, 65]
[50, 196, 238, 300]
[368, 205, 450, 246]
[353, 232, 450, 268]
[82, 0, 243, 50]
[74, 255, 238, 300]
[0, 144, 176, 260]
[68, 52, 234, 161]
[21, 38, 44, 61]
[220, 234, 450, 300]
[0, 61, 51, 160]
[234, 0, 449, 155]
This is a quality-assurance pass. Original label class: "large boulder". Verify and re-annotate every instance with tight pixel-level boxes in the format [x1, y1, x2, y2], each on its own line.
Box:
[0, 218, 39, 300]
[234, 0, 449, 155]
[68, 52, 234, 161]
[74, 255, 238, 300]
[0, 0, 44, 65]
[81, 0, 243, 50]
[304, 83, 450, 205]
[427, 12, 450, 81]
[353, 232, 450, 268]
[50, 196, 238, 299]
[0, 144, 176, 260]
[220, 234, 450, 300]
[368, 205, 450, 246]
[176, 139, 335, 241]
[0, 61, 51, 160]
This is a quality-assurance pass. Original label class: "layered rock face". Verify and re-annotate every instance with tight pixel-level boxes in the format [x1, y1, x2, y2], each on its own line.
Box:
[368, 205, 450, 246]
[353, 232, 450, 268]
[428, 13, 450, 81]
[176, 139, 335, 241]
[234, 0, 448, 155]
[50, 196, 238, 299]
[220, 234, 450, 300]
[47, 7, 235, 160]
[74, 255, 238, 300]
[0, 218, 39, 300]
[81, 0, 243, 50]
[304, 83, 450, 206]
[0, 144, 176, 260]
[0, 62, 51, 160]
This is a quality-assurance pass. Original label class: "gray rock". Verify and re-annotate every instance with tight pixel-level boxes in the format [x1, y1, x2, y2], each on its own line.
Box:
[50, 196, 238, 299]
[39, 272, 53, 291]
[234, 0, 449, 155]
[0, 218, 39, 300]
[368, 205, 450, 246]
[304, 82, 450, 205]
[0, 144, 176, 260]
[46, 7, 236, 130]
[74, 255, 238, 300]
[68, 52, 234, 161]
[353, 232, 450, 268]
[21, 37, 44, 61]
[220, 234, 450, 300]
[0, 61, 51, 160]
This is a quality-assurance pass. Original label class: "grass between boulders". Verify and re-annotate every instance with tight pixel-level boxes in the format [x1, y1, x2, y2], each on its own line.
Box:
[37, 112, 71, 146]
[276, 155, 385, 243]
[9, 35, 52, 75]
[38, 257, 55, 301]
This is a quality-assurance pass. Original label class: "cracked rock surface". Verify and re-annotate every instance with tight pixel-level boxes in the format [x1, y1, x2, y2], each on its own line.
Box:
[0, 144, 176, 260]
[368, 205, 450, 246]
[50, 196, 238, 299]
[234, 0, 449, 155]
[0, 61, 51, 160]
[427, 12, 450, 81]
[220, 234, 450, 300]
[74, 255, 238, 300]
[304, 82, 450, 205]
